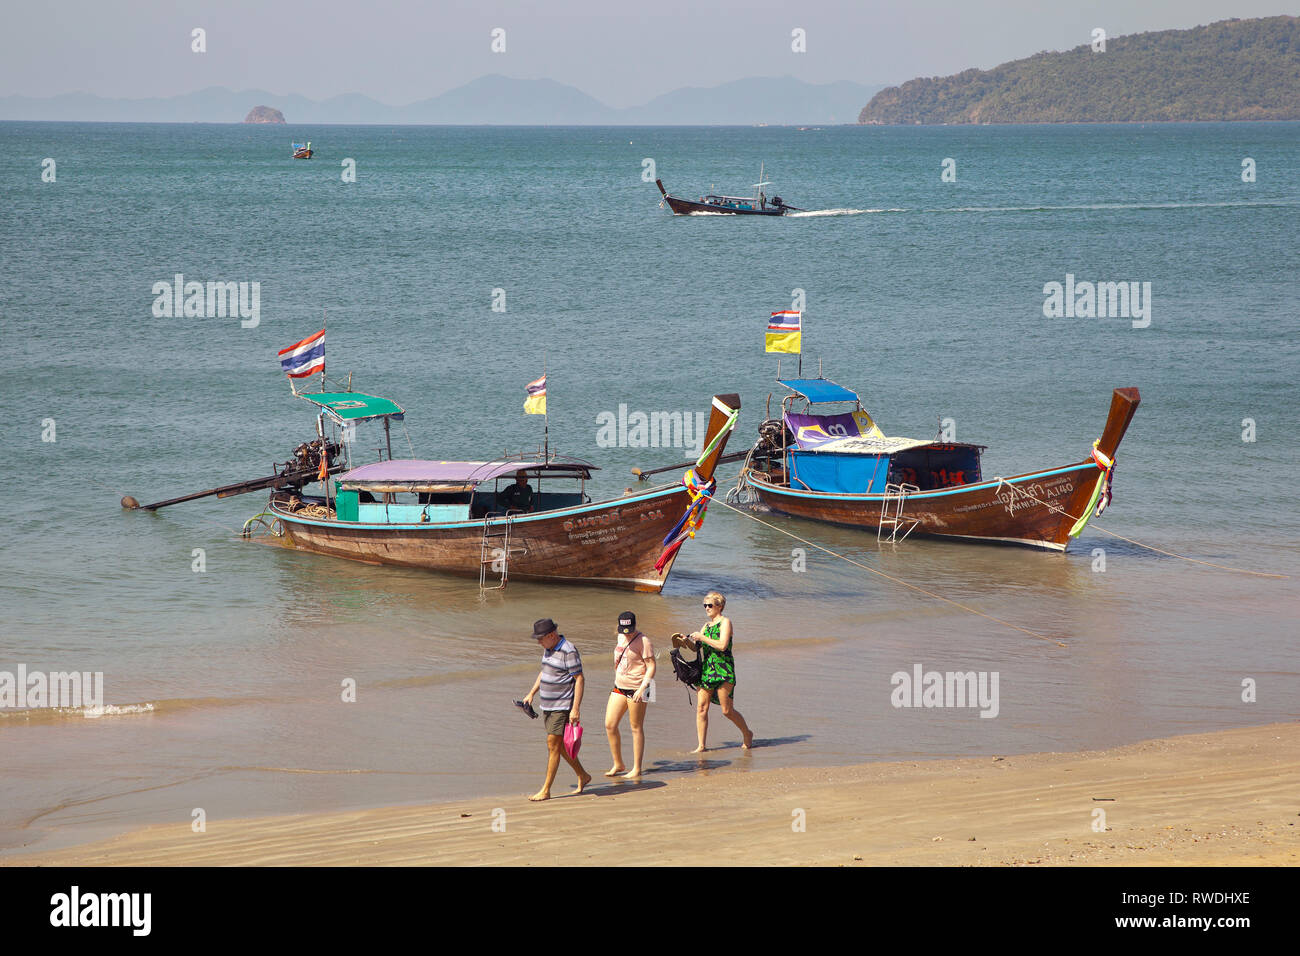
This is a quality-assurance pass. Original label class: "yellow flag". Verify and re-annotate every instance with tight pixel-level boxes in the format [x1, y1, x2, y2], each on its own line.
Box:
[765, 330, 801, 354]
[524, 374, 547, 415]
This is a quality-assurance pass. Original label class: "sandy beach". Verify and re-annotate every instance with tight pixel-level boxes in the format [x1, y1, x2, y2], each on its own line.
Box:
[8, 722, 1296, 867]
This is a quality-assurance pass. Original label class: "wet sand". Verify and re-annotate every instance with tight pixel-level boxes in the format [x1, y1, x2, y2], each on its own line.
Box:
[8, 722, 1296, 866]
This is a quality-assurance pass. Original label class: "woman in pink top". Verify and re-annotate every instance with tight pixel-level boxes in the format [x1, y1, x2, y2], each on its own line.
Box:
[604, 610, 656, 778]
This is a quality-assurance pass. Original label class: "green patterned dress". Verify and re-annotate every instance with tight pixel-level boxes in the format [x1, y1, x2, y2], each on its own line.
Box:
[700, 620, 736, 694]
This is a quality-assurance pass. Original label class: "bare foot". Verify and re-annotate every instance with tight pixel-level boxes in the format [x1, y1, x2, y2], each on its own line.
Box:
[690, 745, 707, 754]
[529, 790, 550, 801]
[622, 767, 641, 778]
[743, 730, 754, 749]
[574, 771, 592, 794]
[604, 766, 627, 777]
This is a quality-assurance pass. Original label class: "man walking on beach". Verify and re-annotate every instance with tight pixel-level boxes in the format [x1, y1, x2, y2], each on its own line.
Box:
[523, 618, 591, 801]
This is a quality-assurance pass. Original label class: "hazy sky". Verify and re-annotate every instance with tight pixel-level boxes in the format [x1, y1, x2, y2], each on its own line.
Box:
[4, 1, 1295, 105]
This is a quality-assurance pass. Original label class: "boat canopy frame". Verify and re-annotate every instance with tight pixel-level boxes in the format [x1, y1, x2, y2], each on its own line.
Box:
[335, 456, 597, 517]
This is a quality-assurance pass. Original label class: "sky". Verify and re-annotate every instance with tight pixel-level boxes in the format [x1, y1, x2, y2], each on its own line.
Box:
[3, 0, 1295, 106]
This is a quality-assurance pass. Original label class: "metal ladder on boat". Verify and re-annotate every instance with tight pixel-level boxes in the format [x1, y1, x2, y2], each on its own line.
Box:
[878, 483, 920, 544]
[479, 514, 521, 591]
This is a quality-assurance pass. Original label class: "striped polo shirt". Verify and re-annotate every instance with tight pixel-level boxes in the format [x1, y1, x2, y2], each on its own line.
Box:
[539, 636, 583, 712]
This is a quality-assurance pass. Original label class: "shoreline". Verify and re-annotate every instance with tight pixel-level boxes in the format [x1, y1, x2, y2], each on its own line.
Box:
[7, 722, 1297, 867]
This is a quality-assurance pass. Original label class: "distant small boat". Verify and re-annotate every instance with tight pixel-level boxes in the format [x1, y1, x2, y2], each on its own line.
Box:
[656, 164, 801, 216]
[292, 141, 313, 159]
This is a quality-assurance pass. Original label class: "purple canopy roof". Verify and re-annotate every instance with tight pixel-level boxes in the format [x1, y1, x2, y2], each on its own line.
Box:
[338, 459, 592, 486]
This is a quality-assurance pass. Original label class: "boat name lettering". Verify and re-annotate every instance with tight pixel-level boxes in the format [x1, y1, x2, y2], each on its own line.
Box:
[571, 510, 621, 529]
[995, 478, 1073, 517]
[567, 527, 623, 545]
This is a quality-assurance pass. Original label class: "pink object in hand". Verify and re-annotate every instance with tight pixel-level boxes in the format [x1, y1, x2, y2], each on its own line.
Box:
[563, 721, 583, 760]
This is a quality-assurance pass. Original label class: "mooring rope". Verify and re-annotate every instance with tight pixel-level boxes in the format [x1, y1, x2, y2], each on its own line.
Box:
[993, 479, 1288, 579]
[708, 496, 1068, 647]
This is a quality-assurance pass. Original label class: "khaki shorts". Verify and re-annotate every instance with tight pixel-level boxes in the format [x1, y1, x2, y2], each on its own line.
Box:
[543, 710, 570, 735]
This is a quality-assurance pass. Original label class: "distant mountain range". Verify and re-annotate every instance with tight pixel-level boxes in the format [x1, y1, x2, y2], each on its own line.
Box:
[860, 16, 1300, 124]
[0, 75, 885, 126]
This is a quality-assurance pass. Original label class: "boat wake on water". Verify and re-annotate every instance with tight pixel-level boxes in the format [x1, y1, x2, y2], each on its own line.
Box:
[930, 200, 1300, 214]
[783, 200, 1300, 219]
[786, 208, 898, 217]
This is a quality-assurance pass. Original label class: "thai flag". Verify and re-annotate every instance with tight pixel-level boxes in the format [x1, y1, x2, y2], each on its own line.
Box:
[279, 329, 325, 378]
[526, 374, 547, 397]
[766, 310, 802, 354]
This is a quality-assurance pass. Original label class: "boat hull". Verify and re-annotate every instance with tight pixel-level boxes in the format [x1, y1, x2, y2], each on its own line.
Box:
[268, 483, 694, 591]
[662, 194, 785, 216]
[747, 463, 1101, 552]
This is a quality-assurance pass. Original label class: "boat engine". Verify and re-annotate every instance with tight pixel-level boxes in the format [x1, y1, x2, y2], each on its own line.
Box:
[756, 418, 787, 451]
[278, 438, 341, 487]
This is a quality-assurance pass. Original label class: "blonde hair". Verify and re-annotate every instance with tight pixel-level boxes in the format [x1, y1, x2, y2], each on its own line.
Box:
[705, 591, 726, 611]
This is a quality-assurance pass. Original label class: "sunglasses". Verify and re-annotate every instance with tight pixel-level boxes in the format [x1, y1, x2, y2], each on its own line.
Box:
[703, 602, 716, 608]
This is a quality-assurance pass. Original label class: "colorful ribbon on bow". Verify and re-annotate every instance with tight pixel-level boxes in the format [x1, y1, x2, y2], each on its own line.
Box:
[1068, 439, 1116, 538]
[654, 469, 716, 572]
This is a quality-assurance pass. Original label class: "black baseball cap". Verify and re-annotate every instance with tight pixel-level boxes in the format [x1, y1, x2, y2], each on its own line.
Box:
[617, 611, 636, 634]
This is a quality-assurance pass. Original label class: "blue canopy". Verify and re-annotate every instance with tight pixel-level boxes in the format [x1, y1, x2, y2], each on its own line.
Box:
[777, 378, 860, 404]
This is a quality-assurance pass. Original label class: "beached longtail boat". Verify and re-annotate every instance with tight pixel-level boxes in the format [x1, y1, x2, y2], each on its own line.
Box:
[732, 378, 1139, 552]
[125, 390, 742, 592]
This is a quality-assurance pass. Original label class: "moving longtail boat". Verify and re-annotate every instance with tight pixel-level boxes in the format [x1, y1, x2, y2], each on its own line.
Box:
[656, 164, 801, 216]
[292, 141, 313, 159]
[124, 389, 742, 592]
[730, 377, 1140, 552]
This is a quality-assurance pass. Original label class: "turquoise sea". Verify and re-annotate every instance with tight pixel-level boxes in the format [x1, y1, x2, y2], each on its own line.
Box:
[1, 121, 1297, 855]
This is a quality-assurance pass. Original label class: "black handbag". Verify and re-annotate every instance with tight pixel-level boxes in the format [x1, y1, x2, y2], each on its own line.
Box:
[670, 647, 703, 690]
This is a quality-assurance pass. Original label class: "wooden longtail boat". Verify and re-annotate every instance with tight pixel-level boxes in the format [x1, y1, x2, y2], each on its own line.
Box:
[732, 378, 1139, 552]
[126, 390, 741, 592]
[656, 164, 801, 216]
[292, 141, 313, 159]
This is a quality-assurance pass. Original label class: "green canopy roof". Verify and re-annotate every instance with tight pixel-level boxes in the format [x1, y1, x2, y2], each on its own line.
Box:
[300, 393, 405, 423]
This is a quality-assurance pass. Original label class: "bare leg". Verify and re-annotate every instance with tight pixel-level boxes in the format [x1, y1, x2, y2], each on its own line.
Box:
[716, 685, 753, 749]
[624, 699, 648, 776]
[691, 685, 712, 753]
[604, 692, 629, 775]
[559, 735, 591, 793]
[530, 734, 564, 801]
